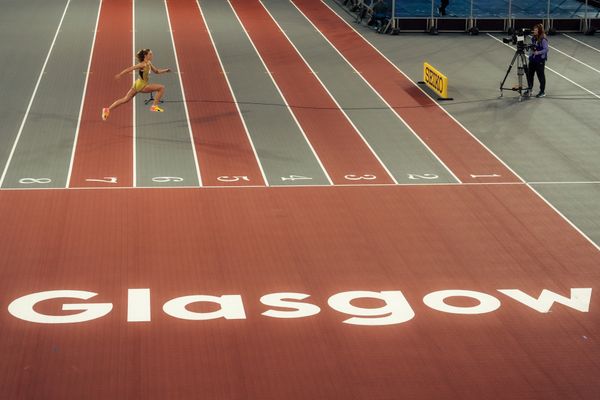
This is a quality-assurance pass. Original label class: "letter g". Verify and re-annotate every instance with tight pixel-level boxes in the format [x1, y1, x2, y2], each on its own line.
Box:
[8, 290, 113, 324]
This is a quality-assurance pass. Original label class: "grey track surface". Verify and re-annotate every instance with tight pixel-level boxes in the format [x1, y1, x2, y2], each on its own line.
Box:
[322, 22, 600, 183]
[0, 0, 65, 156]
[324, 0, 600, 246]
[135, 0, 199, 187]
[549, 35, 600, 94]
[201, 0, 330, 186]
[262, 0, 457, 184]
[0, 0, 86, 187]
[560, 34, 600, 51]
[533, 183, 600, 246]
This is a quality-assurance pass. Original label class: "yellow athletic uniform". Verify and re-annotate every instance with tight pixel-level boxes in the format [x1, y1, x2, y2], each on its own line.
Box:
[133, 61, 151, 92]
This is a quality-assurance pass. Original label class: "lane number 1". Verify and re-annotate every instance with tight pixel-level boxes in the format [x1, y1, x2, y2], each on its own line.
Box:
[470, 174, 501, 178]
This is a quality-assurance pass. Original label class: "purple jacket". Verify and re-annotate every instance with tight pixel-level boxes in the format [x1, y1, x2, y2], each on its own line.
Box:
[530, 36, 549, 62]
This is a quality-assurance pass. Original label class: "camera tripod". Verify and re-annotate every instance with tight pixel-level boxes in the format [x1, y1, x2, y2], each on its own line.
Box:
[499, 47, 531, 101]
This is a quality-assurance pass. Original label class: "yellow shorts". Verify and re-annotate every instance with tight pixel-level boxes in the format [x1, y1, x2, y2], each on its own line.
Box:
[133, 79, 148, 92]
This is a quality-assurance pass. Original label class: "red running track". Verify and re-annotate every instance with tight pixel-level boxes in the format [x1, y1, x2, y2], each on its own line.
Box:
[0, 186, 599, 399]
[69, 0, 133, 188]
[292, 0, 521, 184]
[167, 0, 265, 187]
[230, 0, 394, 185]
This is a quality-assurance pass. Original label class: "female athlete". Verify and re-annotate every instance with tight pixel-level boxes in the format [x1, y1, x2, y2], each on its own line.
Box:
[102, 48, 170, 120]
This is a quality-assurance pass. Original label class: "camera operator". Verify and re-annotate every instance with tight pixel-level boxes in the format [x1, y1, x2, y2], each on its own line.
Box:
[526, 23, 549, 98]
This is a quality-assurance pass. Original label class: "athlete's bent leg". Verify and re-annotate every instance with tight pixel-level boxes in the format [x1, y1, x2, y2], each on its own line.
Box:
[142, 84, 165, 105]
[141, 84, 165, 112]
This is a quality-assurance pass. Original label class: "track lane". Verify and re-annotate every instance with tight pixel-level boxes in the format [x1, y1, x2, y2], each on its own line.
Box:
[0, 0, 70, 186]
[200, 0, 331, 186]
[230, 0, 394, 185]
[293, 0, 521, 184]
[166, 0, 266, 187]
[133, 0, 202, 188]
[69, 0, 134, 188]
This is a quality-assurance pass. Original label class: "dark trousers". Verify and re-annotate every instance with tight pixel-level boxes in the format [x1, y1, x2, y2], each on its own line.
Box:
[527, 60, 546, 93]
[440, 0, 449, 14]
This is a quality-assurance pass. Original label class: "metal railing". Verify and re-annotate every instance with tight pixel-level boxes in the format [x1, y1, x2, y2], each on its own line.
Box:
[336, 0, 597, 33]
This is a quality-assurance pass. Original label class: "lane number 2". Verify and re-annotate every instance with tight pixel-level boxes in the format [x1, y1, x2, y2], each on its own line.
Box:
[408, 174, 439, 180]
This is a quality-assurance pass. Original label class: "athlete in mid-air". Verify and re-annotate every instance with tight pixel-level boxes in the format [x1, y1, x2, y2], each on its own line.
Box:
[102, 48, 170, 121]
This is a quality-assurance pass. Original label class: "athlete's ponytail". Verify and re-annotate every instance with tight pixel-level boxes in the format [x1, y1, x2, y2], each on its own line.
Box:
[136, 48, 151, 63]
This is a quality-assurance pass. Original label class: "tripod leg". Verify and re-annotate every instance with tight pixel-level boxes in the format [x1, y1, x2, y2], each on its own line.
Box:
[144, 92, 154, 106]
[519, 53, 533, 99]
[518, 55, 523, 96]
[500, 51, 520, 92]
[144, 92, 164, 105]
[522, 54, 531, 91]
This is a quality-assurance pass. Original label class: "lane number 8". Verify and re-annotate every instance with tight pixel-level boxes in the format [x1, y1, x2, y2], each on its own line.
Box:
[19, 178, 51, 184]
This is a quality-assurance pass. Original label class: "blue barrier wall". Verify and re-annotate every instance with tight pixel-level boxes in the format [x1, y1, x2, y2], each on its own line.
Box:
[387, 0, 599, 18]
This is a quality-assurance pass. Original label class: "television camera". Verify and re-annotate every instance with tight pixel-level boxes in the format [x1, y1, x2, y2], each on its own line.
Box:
[499, 28, 535, 101]
[502, 28, 535, 51]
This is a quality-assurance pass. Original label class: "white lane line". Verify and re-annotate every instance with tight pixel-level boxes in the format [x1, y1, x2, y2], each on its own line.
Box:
[227, 0, 333, 185]
[316, 3, 600, 253]
[529, 180, 600, 185]
[528, 186, 600, 252]
[5, 180, 600, 192]
[488, 34, 600, 99]
[259, 0, 398, 185]
[195, 0, 270, 186]
[293, 0, 462, 183]
[562, 34, 600, 54]
[164, 0, 203, 187]
[0, 0, 72, 188]
[66, 0, 103, 188]
[316, 0, 537, 185]
[133, 0, 137, 187]
[549, 44, 600, 75]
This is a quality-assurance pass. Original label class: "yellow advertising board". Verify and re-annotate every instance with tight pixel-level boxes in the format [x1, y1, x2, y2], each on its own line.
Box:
[423, 62, 449, 99]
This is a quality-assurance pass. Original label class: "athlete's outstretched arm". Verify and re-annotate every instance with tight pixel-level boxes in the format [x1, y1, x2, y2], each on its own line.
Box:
[150, 64, 171, 74]
[114, 62, 146, 80]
